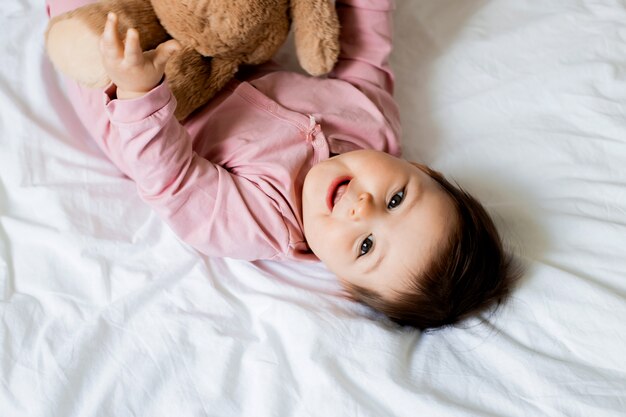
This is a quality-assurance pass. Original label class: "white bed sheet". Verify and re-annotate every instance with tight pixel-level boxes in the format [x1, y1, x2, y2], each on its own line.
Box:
[1, 0, 626, 416]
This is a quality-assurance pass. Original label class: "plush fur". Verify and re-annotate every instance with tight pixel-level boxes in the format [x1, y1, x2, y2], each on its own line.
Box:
[46, 0, 340, 120]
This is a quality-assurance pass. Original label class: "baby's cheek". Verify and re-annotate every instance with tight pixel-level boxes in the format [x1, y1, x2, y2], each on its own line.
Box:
[328, 222, 356, 262]
[309, 219, 344, 263]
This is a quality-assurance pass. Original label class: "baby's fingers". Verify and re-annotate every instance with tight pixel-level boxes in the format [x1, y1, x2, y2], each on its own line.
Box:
[152, 40, 181, 70]
[123, 28, 144, 66]
[100, 13, 123, 62]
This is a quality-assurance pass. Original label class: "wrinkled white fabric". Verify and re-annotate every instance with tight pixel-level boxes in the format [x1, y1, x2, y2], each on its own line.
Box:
[1, 0, 626, 416]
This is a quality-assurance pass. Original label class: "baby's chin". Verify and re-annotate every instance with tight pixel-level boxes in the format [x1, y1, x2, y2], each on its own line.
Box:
[303, 236, 325, 263]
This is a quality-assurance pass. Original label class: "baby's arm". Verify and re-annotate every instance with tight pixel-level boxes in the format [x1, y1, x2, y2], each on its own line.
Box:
[331, 0, 395, 93]
[330, 0, 400, 136]
[73, 14, 288, 260]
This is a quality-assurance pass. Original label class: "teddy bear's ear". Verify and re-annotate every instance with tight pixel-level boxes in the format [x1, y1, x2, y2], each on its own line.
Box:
[290, 0, 340, 76]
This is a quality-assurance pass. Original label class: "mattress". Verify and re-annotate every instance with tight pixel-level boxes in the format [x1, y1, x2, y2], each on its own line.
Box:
[1, 0, 625, 416]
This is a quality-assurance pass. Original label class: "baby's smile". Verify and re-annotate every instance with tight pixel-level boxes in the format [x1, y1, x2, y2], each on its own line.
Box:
[327, 176, 352, 211]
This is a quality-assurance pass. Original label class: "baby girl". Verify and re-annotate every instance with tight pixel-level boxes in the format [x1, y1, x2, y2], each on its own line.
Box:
[46, 0, 518, 330]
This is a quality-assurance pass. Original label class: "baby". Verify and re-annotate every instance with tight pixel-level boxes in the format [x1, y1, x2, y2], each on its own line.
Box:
[46, 0, 518, 330]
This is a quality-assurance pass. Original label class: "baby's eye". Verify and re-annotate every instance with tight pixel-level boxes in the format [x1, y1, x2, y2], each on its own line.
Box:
[387, 189, 405, 209]
[359, 235, 374, 257]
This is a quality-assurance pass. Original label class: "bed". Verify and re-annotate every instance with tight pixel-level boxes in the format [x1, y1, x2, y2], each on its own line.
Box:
[2, 0, 626, 415]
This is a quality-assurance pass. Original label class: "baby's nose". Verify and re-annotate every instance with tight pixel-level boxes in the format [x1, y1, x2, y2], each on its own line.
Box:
[350, 192, 374, 219]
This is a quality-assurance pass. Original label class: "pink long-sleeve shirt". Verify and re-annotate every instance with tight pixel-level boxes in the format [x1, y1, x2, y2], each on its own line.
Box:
[60, 0, 401, 261]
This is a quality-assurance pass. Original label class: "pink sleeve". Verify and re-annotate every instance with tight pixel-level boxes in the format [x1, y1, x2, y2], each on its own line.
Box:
[331, 0, 396, 93]
[330, 0, 400, 144]
[77, 82, 288, 260]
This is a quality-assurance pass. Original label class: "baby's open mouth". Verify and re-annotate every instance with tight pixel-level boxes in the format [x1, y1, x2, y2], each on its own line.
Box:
[327, 177, 352, 211]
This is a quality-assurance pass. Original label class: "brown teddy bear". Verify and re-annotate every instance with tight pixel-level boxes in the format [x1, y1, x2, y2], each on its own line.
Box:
[46, 0, 340, 120]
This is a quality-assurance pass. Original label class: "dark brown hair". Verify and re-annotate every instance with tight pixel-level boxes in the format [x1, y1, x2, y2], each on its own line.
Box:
[347, 164, 521, 331]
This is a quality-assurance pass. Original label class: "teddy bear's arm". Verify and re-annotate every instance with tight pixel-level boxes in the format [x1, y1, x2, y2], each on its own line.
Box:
[165, 47, 239, 120]
[290, 0, 341, 76]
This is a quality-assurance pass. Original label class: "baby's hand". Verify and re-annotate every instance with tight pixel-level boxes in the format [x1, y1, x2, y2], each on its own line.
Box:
[99, 12, 180, 99]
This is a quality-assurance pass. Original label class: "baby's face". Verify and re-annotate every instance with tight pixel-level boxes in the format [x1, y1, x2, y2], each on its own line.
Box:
[302, 150, 456, 299]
